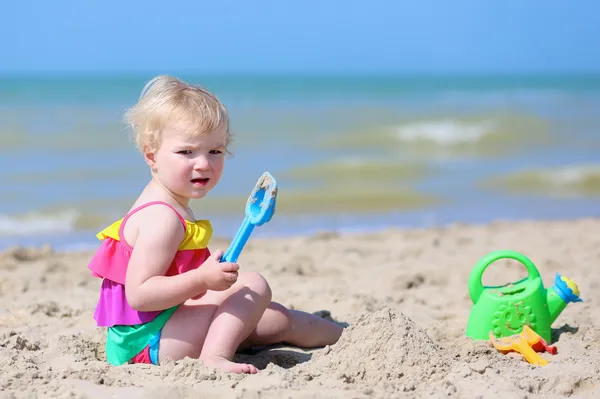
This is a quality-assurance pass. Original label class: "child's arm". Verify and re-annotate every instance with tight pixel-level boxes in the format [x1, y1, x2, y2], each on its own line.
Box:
[124, 205, 208, 311]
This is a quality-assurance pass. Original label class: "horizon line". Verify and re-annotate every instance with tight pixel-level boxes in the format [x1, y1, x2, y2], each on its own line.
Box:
[1, 69, 600, 79]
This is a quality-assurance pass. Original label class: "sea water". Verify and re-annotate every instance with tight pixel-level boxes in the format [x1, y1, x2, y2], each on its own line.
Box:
[1, 73, 599, 251]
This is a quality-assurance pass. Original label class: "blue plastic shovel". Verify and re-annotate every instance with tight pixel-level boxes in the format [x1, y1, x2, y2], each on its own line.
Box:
[221, 171, 278, 263]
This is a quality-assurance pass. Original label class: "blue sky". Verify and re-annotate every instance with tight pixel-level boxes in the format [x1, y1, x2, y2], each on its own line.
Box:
[2, 0, 599, 74]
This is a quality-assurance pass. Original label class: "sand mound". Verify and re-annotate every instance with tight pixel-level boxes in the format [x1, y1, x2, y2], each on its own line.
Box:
[308, 307, 454, 392]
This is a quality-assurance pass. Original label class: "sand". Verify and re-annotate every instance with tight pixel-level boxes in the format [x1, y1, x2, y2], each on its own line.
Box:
[1, 217, 599, 398]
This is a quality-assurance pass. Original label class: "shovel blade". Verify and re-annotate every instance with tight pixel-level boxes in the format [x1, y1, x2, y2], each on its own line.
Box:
[488, 331, 518, 352]
[222, 172, 279, 263]
[245, 171, 278, 226]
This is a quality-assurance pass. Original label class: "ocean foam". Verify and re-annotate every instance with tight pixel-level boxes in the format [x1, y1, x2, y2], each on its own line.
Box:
[0, 210, 79, 237]
[484, 164, 600, 197]
[394, 119, 495, 145]
[546, 166, 596, 185]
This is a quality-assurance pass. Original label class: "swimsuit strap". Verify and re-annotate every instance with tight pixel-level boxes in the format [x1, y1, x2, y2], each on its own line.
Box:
[118, 201, 188, 245]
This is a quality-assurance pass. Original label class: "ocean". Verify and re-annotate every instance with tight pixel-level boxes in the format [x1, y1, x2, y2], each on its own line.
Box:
[1, 73, 599, 251]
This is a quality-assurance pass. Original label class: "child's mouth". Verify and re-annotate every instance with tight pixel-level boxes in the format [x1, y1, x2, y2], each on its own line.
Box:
[191, 178, 210, 187]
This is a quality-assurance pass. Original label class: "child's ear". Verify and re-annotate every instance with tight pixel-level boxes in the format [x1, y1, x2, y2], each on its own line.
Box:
[143, 146, 157, 170]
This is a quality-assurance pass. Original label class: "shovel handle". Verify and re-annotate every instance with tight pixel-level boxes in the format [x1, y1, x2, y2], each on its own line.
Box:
[222, 216, 254, 264]
[468, 250, 541, 304]
[513, 340, 550, 366]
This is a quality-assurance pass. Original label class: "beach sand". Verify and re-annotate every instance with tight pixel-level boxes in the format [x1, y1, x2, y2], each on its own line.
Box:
[1, 217, 599, 398]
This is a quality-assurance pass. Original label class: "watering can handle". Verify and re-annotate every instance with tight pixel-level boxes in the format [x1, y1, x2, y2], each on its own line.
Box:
[468, 250, 541, 304]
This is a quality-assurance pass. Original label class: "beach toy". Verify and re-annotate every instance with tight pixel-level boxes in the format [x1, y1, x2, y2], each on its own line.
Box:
[466, 250, 582, 343]
[221, 172, 278, 263]
[489, 325, 556, 366]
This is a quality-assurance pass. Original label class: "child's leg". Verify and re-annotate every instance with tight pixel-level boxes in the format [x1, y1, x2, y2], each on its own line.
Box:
[243, 302, 344, 349]
[198, 273, 272, 373]
[158, 271, 271, 374]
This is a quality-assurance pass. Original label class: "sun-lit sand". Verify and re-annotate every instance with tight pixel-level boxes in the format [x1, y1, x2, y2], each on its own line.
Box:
[1, 218, 599, 398]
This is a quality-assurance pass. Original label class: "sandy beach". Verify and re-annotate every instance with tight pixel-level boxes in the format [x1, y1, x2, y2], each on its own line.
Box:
[1, 217, 599, 398]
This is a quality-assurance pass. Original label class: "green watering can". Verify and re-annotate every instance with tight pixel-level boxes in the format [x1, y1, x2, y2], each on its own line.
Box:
[466, 250, 582, 343]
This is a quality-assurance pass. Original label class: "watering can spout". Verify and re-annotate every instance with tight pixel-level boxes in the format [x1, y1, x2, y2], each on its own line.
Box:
[547, 273, 583, 324]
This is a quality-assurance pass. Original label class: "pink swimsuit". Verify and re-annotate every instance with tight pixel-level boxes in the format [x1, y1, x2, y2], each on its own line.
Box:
[88, 201, 213, 365]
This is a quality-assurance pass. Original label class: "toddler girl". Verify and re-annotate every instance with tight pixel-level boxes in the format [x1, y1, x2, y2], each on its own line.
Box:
[87, 75, 343, 374]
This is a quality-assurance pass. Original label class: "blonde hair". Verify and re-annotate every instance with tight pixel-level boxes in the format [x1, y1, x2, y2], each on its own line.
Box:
[124, 75, 231, 154]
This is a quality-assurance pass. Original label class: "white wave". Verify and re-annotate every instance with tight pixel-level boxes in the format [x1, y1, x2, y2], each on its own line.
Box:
[0, 209, 79, 237]
[394, 120, 495, 145]
[540, 165, 600, 186]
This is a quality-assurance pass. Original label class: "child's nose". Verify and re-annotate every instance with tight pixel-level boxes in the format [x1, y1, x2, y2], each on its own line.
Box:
[194, 156, 210, 170]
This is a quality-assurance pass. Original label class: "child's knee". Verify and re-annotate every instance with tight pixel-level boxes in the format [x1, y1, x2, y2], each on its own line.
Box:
[265, 302, 294, 337]
[239, 271, 272, 302]
[268, 302, 291, 325]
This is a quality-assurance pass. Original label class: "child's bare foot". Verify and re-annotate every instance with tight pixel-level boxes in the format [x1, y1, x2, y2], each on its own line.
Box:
[201, 356, 259, 374]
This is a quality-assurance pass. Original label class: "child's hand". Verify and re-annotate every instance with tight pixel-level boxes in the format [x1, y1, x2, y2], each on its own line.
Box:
[196, 250, 239, 291]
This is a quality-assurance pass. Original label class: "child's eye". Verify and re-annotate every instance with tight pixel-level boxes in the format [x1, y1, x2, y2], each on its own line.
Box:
[177, 150, 192, 155]
[209, 150, 223, 155]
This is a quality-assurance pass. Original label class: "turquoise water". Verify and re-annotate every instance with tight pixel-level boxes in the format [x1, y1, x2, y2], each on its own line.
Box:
[1, 73, 600, 251]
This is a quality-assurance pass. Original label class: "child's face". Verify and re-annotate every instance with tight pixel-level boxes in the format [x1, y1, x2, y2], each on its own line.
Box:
[146, 125, 227, 203]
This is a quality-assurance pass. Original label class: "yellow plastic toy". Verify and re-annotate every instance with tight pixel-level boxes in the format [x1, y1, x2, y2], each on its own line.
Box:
[489, 325, 557, 366]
